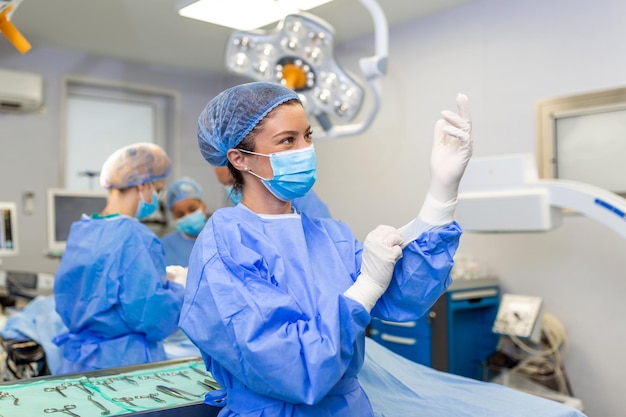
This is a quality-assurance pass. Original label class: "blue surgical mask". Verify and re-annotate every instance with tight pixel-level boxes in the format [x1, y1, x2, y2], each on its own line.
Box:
[224, 185, 242, 206]
[176, 209, 207, 236]
[135, 186, 159, 219]
[241, 145, 317, 202]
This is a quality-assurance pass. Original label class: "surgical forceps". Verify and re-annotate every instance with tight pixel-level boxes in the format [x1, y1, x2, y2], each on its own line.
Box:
[44, 404, 80, 417]
[44, 385, 68, 397]
[0, 391, 19, 405]
[87, 395, 111, 415]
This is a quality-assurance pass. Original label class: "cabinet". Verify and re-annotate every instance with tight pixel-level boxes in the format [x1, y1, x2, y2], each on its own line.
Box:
[369, 277, 500, 380]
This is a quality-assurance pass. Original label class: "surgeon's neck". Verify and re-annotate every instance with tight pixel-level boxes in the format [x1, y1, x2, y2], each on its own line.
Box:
[101, 188, 140, 217]
[241, 182, 292, 215]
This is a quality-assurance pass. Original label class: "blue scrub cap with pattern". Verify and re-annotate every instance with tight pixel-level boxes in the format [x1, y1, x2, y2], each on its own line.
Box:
[197, 82, 300, 167]
[167, 176, 203, 209]
[100, 142, 171, 189]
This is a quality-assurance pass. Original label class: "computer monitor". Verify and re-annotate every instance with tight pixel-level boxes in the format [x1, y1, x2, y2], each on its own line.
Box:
[0, 202, 18, 256]
[47, 188, 108, 255]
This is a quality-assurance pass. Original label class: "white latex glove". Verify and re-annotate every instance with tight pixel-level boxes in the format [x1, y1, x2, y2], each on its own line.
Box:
[429, 93, 472, 203]
[344, 225, 403, 312]
[166, 265, 188, 287]
[419, 93, 473, 226]
[399, 94, 473, 246]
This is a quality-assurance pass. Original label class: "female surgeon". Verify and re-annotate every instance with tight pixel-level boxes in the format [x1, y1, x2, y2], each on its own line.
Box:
[53, 142, 185, 373]
[179, 82, 472, 416]
[161, 176, 210, 267]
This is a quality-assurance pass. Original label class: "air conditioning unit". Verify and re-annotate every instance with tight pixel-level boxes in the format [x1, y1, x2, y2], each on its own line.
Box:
[0, 68, 44, 112]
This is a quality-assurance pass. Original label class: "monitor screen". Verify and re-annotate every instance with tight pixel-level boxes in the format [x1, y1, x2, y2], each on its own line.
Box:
[47, 189, 107, 255]
[0, 202, 18, 256]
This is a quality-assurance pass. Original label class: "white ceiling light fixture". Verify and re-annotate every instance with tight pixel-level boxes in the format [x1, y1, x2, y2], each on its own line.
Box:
[178, 0, 334, 31]
[224, 0, 388, 140]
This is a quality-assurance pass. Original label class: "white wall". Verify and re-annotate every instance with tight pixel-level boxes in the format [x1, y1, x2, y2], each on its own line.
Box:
[0, 45, 233, 274]
[1, 0, 624, 415]
[311, 0, 625, 415]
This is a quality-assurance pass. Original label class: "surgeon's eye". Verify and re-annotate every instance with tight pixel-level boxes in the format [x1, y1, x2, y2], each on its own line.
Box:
[305, 129, 313, 143]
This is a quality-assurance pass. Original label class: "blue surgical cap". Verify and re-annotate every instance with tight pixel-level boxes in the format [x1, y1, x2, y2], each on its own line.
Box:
[100, 142, 171, 189]
[167, 177, 203, 209]
[197, 82, 300, 166]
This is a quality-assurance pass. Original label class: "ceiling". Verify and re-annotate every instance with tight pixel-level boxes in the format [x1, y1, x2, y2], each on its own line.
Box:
[9, 0, 473, 75]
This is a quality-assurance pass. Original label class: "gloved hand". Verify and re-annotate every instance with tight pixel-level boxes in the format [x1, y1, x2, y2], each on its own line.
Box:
[429, 93, 472, 203]
[344, 225, 403, 312]
[419, 93, 473, 226]
[166, 265, 188, 287]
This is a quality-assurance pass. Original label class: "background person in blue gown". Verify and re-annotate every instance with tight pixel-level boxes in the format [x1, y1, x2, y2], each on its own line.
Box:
[53, 142, 185, 374]
[179, 82, 473, 416]
[161, 176, 210, 267]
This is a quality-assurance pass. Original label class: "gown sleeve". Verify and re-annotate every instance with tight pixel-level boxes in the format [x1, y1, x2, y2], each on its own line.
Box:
[371, 221, 462, 321]
[119, 227, 185, 342]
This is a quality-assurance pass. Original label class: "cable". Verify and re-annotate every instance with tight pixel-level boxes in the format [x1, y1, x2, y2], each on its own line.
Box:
[507, 313, 573, 395]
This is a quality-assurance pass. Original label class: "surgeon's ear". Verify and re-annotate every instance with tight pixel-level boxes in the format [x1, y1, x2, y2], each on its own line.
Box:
[226, 149, 248, 172]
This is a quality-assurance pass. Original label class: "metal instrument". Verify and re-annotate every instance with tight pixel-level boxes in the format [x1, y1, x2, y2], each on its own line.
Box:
[156, 385, 191, 400]
[87, 394, 111, 415]
[113, 396, 138, 406]
[44, 385, 68, 397]
[135, 393, 166, 403]
[44, 404, 80, 417]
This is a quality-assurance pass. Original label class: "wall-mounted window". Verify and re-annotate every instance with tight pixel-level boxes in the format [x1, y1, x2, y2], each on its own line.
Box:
[536, 87, 626, 197]
[61, 76, 180, 191]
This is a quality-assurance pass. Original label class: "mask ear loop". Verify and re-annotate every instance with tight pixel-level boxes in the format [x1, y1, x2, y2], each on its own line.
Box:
[136, 184, 147, 204]
[245, 167, 271, 181]
[239, 150, 272, 181]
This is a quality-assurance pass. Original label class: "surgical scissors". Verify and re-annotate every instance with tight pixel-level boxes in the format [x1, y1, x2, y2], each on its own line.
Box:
[0, 391, 19, 405]
[44, 385, 68, 397]
[44, 404, 80, 417]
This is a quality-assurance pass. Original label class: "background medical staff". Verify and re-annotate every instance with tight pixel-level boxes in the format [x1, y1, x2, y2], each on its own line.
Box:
[179, 82, 472, 416]
[53, 142, 185, 374]
[161, 176, 210, 267]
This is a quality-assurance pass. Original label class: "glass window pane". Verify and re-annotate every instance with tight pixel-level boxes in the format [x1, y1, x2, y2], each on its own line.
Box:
[65, 96, 155, 191]
[555, 109, 626, 193]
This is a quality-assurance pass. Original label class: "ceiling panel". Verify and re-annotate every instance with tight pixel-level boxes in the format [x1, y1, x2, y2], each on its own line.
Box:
[7, 0, 474, 75]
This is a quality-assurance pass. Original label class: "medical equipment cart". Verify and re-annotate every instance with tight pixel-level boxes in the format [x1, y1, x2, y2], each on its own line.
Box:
[369, 276, 500, 380]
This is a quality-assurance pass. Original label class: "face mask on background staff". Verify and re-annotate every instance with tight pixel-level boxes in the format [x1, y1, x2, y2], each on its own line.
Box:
[224, 185, 242, 206]
[176, 209, 207, 236]
[136, 185, 159, 219]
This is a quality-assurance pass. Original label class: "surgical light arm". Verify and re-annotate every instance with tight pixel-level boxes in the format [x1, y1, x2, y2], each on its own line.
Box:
[320, 0, 388, 139]
[454, 153, 626, 240]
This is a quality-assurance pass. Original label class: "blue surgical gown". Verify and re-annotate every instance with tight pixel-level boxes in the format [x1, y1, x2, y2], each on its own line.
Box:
[292, 189, 331, 218]
[161, 230, 196, 267]
[53, 214, 185, 374]
[179, 205, 461, 416]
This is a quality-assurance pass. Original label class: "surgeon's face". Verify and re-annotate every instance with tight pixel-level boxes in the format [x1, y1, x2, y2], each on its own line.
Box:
[171, 198, 206, 220]
[245, 103, 312, 180]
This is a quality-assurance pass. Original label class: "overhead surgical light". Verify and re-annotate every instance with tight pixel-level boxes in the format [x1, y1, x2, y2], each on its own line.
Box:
[224, 0, 388, 140]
